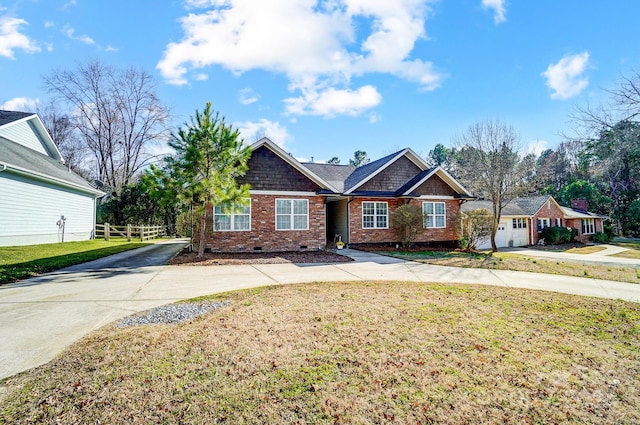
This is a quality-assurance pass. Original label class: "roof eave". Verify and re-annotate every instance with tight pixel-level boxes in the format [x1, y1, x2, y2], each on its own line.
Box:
[0, 161, 105, 197]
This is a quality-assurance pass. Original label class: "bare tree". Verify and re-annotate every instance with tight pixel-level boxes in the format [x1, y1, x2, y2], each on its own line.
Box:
[37, 102, 91, 178]
[454, 119, 531, 252]
[43, 60, 170, 197]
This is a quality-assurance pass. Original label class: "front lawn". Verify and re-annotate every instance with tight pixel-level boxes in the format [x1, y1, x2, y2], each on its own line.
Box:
[381, 250, 640, 283]
[1, 282, 638, 424]
[0, 240, 150, 285]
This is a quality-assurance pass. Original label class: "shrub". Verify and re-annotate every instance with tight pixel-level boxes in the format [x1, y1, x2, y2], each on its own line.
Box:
[593, 232, 611, 243]
[541, 226, 578, 245]
[458, 208, 493, 251]
[390, 204, 424, 249]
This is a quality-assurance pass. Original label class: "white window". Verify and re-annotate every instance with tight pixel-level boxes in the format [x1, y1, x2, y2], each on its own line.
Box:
[214, 201, 251, 231]
[582, 218, 595, 235]
[362, 201, 388, 229]
[512, 218, 527, 229]
[423, 202, 446, 228]
[537, 218, 550, 232]
[276, 199, 308, 230]
[556, 218, 562, 227]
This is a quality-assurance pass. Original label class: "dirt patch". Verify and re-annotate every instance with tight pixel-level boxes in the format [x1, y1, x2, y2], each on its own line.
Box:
[169, 250, 353, 265]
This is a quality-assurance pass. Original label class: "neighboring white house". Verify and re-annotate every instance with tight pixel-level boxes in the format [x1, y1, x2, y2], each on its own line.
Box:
[0, 110, 104, 246]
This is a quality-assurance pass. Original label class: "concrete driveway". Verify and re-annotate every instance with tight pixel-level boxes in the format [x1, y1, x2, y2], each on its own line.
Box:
[2, 240, 640, 380]
[502, 244, 640, 268]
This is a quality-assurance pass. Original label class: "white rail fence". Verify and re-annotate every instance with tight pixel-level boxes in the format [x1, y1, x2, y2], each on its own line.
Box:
[95, 224, 167, 242]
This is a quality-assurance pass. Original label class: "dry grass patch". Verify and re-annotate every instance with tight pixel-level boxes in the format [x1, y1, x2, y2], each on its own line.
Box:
[1, 282, 639, 424]
[388, 251, 640, 283]
[611, 250, 640, 260]
[565, 246, 607, 254]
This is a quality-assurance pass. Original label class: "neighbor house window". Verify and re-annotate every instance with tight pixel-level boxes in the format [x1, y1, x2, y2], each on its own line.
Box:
[214, 201, 251, 231]
[512, 218, 527, 229]
[537, 218, 550, 232]
[556, 218, 562, 227]
[582, 218, 595, 235]
[276, 199, 308, 230]
[423, 202, 446, 228]
[362, 201, 388, 229]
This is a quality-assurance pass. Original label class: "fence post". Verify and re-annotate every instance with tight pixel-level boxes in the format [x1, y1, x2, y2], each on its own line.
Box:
[140, 225, 144, 242]
[105, 223, 110, 241]
[126, 224, 131, 242]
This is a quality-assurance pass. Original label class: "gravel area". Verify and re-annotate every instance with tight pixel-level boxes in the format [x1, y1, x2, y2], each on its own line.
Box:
[116, 301, 230, 327]
[169, 250, 353, 265]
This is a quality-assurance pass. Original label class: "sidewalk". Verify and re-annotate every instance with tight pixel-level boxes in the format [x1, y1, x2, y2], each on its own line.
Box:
[2, 241, 640, 380]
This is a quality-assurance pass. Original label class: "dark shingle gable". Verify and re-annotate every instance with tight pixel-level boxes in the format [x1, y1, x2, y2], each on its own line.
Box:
[343, 149, 405, 192]
[0, 110, 33, 127]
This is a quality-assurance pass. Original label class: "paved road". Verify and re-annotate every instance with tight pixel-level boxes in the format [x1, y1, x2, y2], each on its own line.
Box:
[2, 241, 640, 380]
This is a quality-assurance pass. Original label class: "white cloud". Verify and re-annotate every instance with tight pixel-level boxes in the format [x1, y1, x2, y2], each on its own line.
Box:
[369, 111, 381, 123]
[61, 0, 77, 10]
[0, 16, 41, 59]
[542, 52, 590, 100]
[194, 73, 208, 81]
[157, 0, 442, 117]
[524, 140, 547, 157]
[239, 87, 259, 105]
[482, 0, 507, 24]
[1, 96, 40, 111]
[62, 25, 95, 45]
[284, 84, 382, 117]
[237, 118, 291, 147]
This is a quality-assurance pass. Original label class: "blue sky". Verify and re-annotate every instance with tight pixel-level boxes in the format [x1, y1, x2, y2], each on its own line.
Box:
[1, 0, 639, 163]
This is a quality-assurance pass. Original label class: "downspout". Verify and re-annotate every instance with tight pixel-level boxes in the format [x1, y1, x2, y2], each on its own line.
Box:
[346, 196, 355, 246]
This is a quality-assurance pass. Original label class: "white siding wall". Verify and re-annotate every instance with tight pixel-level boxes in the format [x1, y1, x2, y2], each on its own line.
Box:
[476, 217, 530, 250]
[0, 121, 48, 155]
[0, 172, 96, 246]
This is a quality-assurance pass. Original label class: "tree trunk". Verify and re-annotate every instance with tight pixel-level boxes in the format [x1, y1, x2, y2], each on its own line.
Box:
[198, 208, 207, 258]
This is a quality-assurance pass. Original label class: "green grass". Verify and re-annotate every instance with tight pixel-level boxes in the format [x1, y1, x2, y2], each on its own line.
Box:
[2, 282, 639, 424]
[0, 240, 150, 285]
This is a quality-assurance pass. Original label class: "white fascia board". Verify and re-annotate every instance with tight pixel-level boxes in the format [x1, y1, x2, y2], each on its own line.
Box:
[32, 114, 64, 161]
[250, 137, 340, 193]
[0, 161, 104, 197]
[402, 166, 473, 197]
[416, 195, 456, 200]
[249, 190, 319, 196]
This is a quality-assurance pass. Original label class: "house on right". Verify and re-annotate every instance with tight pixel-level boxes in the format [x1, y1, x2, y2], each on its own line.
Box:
[462, 195, 605, 249]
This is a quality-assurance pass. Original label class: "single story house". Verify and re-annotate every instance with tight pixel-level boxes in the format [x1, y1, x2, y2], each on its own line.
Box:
[462, 195, 605, 249]
[0, 110, 104, 246]
[204, 137, 474, 252]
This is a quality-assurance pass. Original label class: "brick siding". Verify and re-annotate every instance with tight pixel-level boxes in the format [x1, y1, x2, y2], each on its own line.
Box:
[205, 194, 326, 252]
[532, 199, 565, 244]
[348, 197, 461, 246]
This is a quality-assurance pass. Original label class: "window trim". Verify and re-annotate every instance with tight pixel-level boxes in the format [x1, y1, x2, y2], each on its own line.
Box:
[362, 201, 389, 229]
[213, 200, 251, 232]
[275, 198, 309, 231]
[423, 201, 446, 229]
[512, 218, 527, 229]
[582, 218, 595, 235]
[537, 218, 550, 232]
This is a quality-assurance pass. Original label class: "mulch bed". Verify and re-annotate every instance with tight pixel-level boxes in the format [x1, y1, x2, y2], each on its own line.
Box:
[169, 250, 353, 266]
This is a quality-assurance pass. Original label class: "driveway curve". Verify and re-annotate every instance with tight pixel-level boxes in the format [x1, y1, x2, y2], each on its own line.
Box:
[2, 242, 640, 380]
